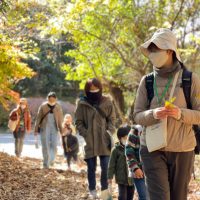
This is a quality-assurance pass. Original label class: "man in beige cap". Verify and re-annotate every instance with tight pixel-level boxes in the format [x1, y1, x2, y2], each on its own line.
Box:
[133, 28, 200, 200]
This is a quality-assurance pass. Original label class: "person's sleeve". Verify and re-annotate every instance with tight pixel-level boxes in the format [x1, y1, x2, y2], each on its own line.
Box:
[34, 105, 43, 133]
[107, 148, 117, 179]
[107, 101, 116, 134]
[179, 73, 200, 124]
[75, 102, 87, 138]
[133, 76, 159, 126]
[27, 111, 32, 132]
[58, 105, 64, 133]
[125, 133, 140, 171]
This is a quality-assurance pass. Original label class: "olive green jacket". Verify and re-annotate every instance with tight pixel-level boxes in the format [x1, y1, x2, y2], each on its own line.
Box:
[108, 143, 133, 186]
[75, 96, 116, 159]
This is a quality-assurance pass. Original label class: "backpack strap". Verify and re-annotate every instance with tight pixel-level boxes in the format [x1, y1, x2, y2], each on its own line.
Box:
[145, 72, 154, 108]
[182, 68, 192, 109]
[145, 68, 193, 110]
[181, 67, 200, 154]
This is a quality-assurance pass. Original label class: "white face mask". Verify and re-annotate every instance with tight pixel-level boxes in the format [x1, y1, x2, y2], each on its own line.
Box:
[48, 102, 56, 106]
[89, 89, 100, 93]
[149, 51, 169, 68]
[20, 105, 26, 110]
[121, 139, 126, 146]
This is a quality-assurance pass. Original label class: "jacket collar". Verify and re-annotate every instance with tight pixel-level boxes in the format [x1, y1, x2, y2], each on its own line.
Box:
[79, 96, 109, 109]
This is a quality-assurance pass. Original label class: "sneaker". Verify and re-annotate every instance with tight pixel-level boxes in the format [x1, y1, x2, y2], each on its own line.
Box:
[89, 190, 98, 199]
[100, 189, 112, 200]
[43, 164, 49, 169]
[49, 161, 55, 167]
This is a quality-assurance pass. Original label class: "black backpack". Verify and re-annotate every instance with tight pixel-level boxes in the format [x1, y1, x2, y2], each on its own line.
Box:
[145, 66, 200, 154]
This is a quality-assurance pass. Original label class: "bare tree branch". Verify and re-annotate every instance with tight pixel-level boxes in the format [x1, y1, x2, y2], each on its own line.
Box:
[78, 50, 99, 78]
[171, 0, 185, 30]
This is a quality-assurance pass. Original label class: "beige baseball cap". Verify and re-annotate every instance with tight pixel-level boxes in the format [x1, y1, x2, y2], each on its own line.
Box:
[141, 28, 181, 62]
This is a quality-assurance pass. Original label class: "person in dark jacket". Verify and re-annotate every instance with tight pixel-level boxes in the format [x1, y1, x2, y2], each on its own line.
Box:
[108, 126, 134, 200]
[62, 114, 79, 170]
[75, 78, 116, 199]
[9, 98, 31, 157]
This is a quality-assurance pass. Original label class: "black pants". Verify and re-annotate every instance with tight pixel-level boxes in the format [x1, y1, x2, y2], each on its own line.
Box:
[118, 184, 134, 200]
[65, 153, 78, 167]
[85, 156, 110, 191]
[13, 128, 25, 157]
[140, 146, 194, 200]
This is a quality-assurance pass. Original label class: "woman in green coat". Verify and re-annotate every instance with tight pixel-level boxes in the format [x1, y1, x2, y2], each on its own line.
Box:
[75, 78, 116, 199]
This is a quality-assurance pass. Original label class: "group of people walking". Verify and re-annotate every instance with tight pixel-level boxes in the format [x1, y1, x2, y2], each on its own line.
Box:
[8, 28, 200, 200]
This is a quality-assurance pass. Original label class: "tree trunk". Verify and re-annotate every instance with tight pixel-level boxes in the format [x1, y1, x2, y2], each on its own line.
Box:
[109, 86, 125, 114]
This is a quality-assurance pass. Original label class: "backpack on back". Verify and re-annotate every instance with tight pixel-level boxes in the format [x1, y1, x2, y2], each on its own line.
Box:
[145, 66, 200, 154]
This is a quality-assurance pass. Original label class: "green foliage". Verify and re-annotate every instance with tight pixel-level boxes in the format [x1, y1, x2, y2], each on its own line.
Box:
[61, 0, 200, 111]
[1, 0, 79, 101]
[0, 105, 9, 128]
[1, 0, 200, 113]
[0, 0, 11, 15]
[0, 34, 34, 108]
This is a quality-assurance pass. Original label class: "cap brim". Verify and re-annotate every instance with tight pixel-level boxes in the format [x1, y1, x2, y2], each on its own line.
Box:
[140, 39, 182, 62]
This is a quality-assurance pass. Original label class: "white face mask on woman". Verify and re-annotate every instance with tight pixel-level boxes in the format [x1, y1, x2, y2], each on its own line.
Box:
[20, 105, 26, 110]
[149, 50, 169, 68]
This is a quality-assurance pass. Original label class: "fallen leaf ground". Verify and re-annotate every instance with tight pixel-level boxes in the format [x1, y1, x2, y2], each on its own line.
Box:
[0, 153, 200, 200]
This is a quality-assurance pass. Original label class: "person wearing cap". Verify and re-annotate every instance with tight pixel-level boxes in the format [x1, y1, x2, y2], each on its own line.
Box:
[125, 125, 148, 200]
[9, 98, 31, 157]
[108, 126, 134, 200]
[34, 92, 63, 168]
[133, 28, 200, 200]
[75, 78, 116, 199]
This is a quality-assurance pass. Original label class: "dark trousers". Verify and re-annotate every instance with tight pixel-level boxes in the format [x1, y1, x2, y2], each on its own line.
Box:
[13, 129, 25, 157]
[118, 184, 134, 200]
[85, 156, 110, 191]
[140, 146, 194, 200]
[65, 153, 78, 167]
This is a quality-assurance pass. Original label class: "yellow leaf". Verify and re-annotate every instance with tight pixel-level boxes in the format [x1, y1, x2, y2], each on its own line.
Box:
[165, 97, 176, 109]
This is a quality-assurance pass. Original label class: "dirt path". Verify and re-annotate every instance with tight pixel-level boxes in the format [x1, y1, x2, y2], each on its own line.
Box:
[0, 152, 200, 200]
[0, 132, 200, 199]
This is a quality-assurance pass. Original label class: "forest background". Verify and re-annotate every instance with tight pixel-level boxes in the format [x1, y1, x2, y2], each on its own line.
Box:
[0, 0, 200, 128]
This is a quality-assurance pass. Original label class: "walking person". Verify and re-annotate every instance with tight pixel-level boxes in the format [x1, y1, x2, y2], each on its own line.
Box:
[34, 92, 63, 168]
[9, 98, 31, 157]
[125, 125, 148, 200]
[134, 28, 200, 200]
[108, 126, 135, 200]
[75, 78, 116, 199]
[62, 114, 79, 170]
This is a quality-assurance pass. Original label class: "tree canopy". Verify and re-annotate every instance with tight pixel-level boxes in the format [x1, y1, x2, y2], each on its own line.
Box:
[0, 0, 200, 113]
[62, 0, 200, 112]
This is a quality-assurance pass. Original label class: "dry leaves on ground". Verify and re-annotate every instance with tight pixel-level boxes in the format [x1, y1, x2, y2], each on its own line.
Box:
[0, 152, 200, 200]
[0, 153, 88, 200]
